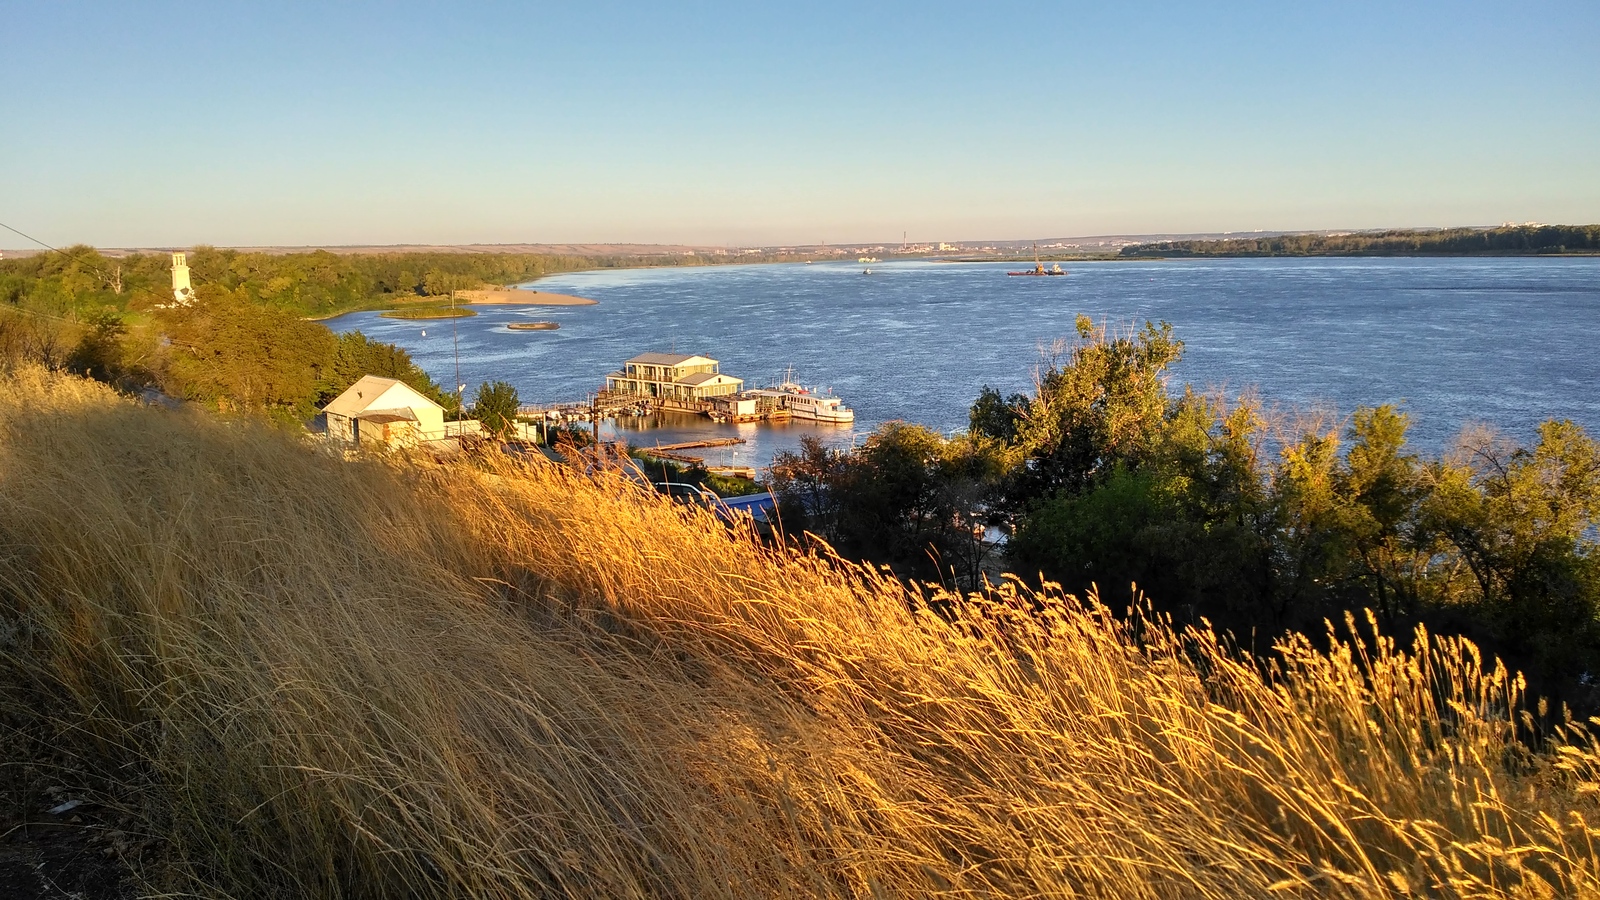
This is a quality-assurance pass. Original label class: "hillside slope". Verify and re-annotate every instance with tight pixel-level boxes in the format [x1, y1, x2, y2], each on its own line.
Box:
[1, 368, 1598, 898]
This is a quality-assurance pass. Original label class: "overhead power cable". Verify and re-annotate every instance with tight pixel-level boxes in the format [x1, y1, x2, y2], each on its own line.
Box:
[0, 220, 133, 287]
[0, 218, 218, 309]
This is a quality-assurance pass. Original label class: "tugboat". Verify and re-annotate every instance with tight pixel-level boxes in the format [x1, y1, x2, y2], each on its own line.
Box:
[1007, 243, 1068, 276]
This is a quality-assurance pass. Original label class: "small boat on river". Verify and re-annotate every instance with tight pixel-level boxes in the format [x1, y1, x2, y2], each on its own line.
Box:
[508, 321, 560, 331]
[1007, 243, 1068, 276]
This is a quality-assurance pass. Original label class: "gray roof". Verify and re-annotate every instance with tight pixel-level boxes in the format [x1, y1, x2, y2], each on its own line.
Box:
[677, 372, 740, 386]
[626, 352, 715, 367]
[354, 408, 419, 424]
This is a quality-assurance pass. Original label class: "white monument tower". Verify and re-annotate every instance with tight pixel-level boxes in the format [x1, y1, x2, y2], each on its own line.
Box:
[170, 252, 194, 305]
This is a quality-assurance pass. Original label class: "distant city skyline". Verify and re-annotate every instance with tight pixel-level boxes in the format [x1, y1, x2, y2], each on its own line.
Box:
[3, 1, 1596, 248]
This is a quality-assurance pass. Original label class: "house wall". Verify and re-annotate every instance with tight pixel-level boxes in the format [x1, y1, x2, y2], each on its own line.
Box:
[713, 397, 758, 416]
[327, 413, 357, 445]
[625, 361, 718, 380]
[414, 405, 445, 440]
[368, 384, 447, 442]
[356, 420, 421, 449]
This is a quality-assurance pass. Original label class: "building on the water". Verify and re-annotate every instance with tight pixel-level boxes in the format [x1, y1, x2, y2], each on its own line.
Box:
[598, 353, 852, 424]
[605, 353, 744, 404]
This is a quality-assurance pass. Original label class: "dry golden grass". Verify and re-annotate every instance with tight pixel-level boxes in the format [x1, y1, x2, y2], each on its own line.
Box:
[2, 366, 1600, 898]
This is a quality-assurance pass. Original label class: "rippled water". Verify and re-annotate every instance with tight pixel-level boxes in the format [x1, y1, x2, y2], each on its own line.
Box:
[326, 257, 1600, 469]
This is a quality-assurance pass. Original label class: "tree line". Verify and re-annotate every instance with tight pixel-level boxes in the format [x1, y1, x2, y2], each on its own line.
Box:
[0, 244, 816, 430]
[1121, 224, 1600, 257]
[0, 245, 607, 320]
[771, 317, 1600, 708]
[0, 246, 558, 420]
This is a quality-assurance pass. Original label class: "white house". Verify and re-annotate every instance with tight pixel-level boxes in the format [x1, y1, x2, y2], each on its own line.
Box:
[323, 376, 446, 448]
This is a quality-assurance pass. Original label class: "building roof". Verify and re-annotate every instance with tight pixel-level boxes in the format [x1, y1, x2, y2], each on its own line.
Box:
[626, 352, 716, 367]
[323, 375, 443, 417]
[677, 372, 741, 386]
[353, 408, 420, 424]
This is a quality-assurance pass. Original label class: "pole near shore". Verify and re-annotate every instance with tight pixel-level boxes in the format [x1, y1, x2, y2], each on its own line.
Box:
[451, 290, 463, 416]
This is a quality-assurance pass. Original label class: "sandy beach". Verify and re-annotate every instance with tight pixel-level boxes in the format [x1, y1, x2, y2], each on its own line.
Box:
[459, 289, 598, 306]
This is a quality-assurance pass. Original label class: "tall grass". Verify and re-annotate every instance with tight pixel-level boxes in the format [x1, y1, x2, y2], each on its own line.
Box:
[2, 366, 1599, 898]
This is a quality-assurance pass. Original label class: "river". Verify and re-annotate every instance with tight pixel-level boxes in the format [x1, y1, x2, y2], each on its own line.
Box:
[325, 256, 1600, 469]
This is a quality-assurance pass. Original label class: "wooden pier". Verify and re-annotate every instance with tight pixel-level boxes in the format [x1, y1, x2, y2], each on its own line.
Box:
[636, 437, 748, 466]
[649, 439, 747, 452]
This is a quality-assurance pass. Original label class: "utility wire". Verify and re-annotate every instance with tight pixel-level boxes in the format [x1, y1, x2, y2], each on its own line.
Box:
[0, 221, 219, 360]
[0, 219, 217, 310]
[0, 220, 135, 289]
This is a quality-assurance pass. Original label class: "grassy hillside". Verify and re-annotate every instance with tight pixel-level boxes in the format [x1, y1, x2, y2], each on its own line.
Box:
[3, 368, 1600, 897]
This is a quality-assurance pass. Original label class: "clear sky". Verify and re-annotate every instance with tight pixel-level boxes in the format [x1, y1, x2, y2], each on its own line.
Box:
[3, 1, 1596, 248]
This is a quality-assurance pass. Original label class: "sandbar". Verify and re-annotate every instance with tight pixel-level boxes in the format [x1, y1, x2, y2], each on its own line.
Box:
[459, 289, 598, 306]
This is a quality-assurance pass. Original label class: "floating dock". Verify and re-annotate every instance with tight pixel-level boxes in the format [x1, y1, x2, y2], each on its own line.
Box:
[636, 438, 749, 466]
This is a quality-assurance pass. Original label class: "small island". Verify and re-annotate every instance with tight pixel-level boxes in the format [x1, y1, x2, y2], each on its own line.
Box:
[379, 307, 478, 320]
[508, 321, 560, 331]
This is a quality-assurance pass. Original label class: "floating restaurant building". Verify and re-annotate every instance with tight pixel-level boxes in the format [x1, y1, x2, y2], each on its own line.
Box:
[604, 353, 744, 404]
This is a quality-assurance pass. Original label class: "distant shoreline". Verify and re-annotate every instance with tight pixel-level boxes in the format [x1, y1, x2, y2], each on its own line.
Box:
[1118, 224, 1600, 259]
[1119, 250, 1600, 259]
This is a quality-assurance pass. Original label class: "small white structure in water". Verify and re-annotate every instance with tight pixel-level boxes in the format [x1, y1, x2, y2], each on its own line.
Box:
[323, 376, 446, 449]
[170, 252, 194, 306]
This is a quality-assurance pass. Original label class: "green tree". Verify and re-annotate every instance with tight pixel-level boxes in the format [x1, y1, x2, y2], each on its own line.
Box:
[1338, 406, 1435, 625]
[769, 435, 849, 544]
[1424, 421, 1600, 687]
[1009, 465, 1179, 600]
[160, 288, 336, 413]
[472, 380, 520, 439]
[969, 385, 1028, 444]
[770, 424, 1006, 587]
[66, 309, 128, 385]
[321, 331, 452, 412]
[1004, 317, 1184, 504]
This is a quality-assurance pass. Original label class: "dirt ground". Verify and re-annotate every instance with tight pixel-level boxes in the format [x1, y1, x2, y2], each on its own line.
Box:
[0, 802, 147, 899]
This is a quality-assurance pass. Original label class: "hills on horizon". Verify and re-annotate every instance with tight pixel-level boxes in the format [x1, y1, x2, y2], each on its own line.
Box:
[3, 224, 1565, 259]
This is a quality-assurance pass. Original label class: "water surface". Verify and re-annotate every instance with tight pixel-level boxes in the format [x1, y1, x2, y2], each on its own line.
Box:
[327, 257, 1600, 468]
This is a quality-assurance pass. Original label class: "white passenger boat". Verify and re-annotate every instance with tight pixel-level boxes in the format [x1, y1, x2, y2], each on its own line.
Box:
[752, 376, 855, 423]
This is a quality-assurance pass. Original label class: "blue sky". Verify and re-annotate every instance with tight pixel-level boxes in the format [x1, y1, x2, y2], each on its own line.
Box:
[3, 1, 1596, 247]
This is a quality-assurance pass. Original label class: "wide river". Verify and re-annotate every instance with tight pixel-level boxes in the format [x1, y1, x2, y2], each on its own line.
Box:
[327, 257, 1600, 470]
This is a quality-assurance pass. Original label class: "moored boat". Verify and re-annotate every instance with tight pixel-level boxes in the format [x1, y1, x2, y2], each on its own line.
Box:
[751, 373, 854, 423]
